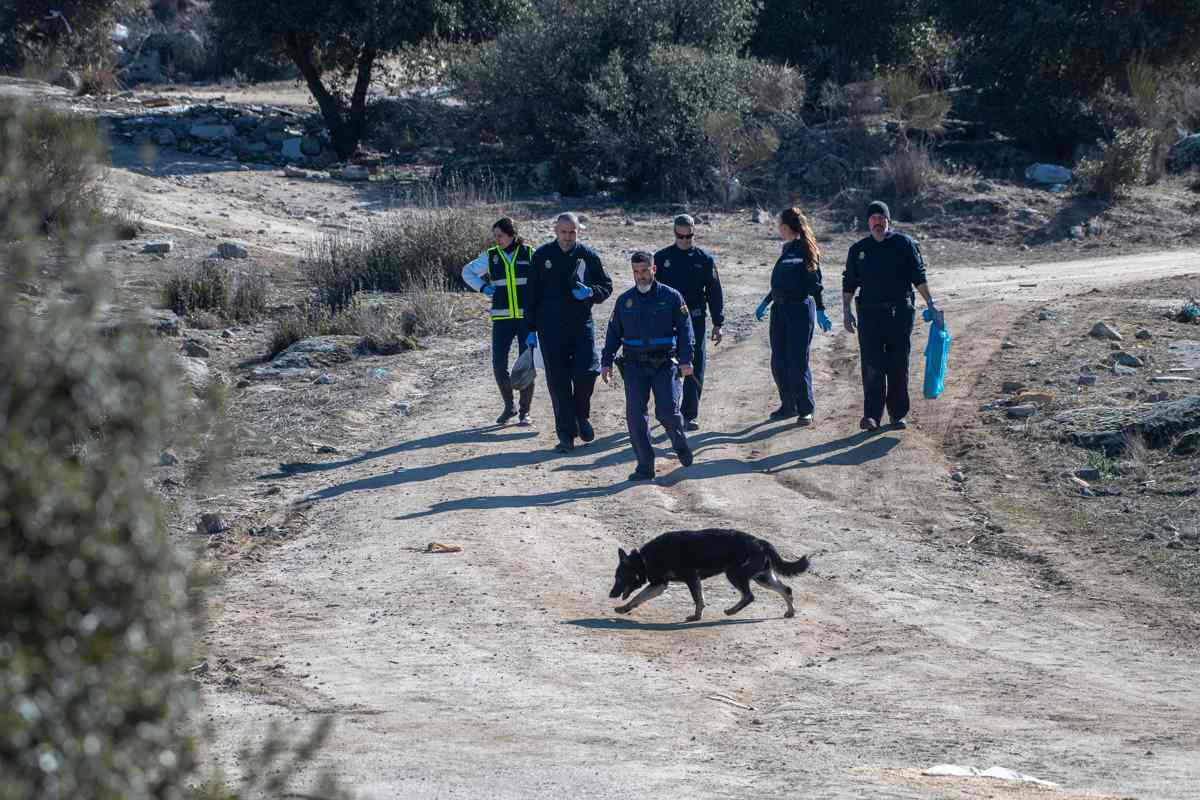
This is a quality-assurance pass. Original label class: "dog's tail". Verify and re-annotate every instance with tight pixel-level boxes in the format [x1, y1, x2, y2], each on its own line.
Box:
[765, 542, 810, 576]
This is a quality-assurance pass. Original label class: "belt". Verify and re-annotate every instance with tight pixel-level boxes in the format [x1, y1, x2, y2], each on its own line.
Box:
[855, 298, 914, 310]
[774, 293, 813, 303]
[627, 349, 673, 363]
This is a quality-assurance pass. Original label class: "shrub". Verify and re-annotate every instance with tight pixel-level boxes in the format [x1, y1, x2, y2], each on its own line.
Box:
[162, 262, 270, 322]
[304, 212, 488, 313]
[0, 99, 106, 235]
[268, 305, 329, 359]
[879, 146, 940, 198]
[400, 272, 457, 337]
[1076, 128, 1155, 199]
[452, 0, 775, 195]
[0, 0, 124, 72]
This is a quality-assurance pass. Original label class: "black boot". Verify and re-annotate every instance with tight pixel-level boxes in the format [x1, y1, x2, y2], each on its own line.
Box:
[496, 380, 516, 424]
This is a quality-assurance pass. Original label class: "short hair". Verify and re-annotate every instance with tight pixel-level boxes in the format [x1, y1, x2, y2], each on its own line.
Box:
[673, 214, 694, 228]
[631, 251, 653, 264]
[555, 212, 580, 227]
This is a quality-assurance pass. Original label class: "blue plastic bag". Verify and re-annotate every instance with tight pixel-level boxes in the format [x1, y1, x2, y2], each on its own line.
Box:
[922, 308, 951, 399]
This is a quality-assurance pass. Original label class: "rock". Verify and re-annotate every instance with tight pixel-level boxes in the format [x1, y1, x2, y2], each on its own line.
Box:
[341, 164, 370, 181]
[271, 336, 357, 369]
[1074, 467, 1102, 481]
[1001, 381, 1025, 393]
[1051, 394, 1200, 451]
[1038, 311, 1056, 321]
[1112, 351, 1144, 368]
[1166, 133, 1200, 174]
[177, 355, 211, 396]
[221, 329, 235, 339]
[217, 242, 249, 259]
[1150, 375, 1196, 384]
[1012, 390, 1054, 406]
[182, 339, 209, 358]
[155, 127, 177, 147]
[159, 449, 179, 466]
[190, 124, 237, 141]
[950, 470, 965, 483]
[313, 443, 338, 454]
[284, 164, 320, 179]
[1089, 320, 1122, 341]
[301, 135, 323, 156]
[1025, 163, 1073, 184]
[196, 512, 230, 536]
[100, 307, 182, 338]
[1000, 340, 1017, 350]
[281, 137, 304, 161]
[51, 70, 81, 92]
[1112, 363, 1137, 377]
[1136, 328, 1152, 340]
[753, 208, 770, 224]
[1007, 404, 1037, 418]
[142, 240, 173, 254]
[122, 48, 162, 84]
[315, 373, 335, 385]
[110, 22, 130, 43]
[1078, 375, 1097, 386]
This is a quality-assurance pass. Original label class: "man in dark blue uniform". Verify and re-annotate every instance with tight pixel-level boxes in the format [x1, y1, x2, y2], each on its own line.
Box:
[842, 201, 944, 431]
[653, 214, 724, 431]
[525, 212, 614, 453]
[601, 252, 695, 481]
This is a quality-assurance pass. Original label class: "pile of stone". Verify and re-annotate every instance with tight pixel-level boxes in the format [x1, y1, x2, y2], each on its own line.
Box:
[110, 103, 337, 167]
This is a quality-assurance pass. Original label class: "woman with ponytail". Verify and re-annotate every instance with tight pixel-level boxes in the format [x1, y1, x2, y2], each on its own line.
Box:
[754, 207, 832, 426]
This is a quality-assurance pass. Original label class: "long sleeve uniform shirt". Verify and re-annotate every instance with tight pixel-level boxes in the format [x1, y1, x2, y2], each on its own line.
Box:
[652, 244, 724, 327]
[525, 241, 614, 331]
[842, 231, 928, 305]
[601, 281, 695, 367]
[765, 239, 825, 310]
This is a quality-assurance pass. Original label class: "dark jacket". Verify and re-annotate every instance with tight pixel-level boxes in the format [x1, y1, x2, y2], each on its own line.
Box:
[842, 230, 928, 306]
[652, 244, 724, 327]
[765, 239, 825, 310]
[601, 281, 695, 367]
[526, 241, 613, 332]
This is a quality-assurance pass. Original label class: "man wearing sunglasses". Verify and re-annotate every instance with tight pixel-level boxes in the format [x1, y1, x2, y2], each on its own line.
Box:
[653, 214, 724, 431]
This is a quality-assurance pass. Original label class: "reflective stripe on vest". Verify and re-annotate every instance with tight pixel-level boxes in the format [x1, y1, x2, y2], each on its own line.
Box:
[489, 245, 527, 320]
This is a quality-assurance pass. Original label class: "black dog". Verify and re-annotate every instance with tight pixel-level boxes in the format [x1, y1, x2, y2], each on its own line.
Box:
[609, 528, 810, 621]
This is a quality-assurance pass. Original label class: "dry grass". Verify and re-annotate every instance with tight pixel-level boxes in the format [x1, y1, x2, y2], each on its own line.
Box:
[400, 272, 457, 337]
[879, 146, 940, 198]
[162, 261, 269, 322]
[1076, 128, 1154, 199]
[747, 64, 805, 116]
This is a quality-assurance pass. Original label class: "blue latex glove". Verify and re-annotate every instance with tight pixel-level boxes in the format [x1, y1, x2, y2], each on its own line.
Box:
[481, 285, 495, 297]
[571, 282, 593, 301]
[526, 332, 538, 348]
[754, 297, 771, 321]
[817, 310, 832, 333]
[924, 304, 946, 329]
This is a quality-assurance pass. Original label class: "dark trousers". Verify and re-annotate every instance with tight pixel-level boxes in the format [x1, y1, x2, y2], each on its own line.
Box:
[768, 298, 816, 417]
[539, 318, 600, 442]
[681, 315, 706, 421]
[492, 318, 533, 413]
[857, 303, 915, 422]
[623, 359, 689, 475]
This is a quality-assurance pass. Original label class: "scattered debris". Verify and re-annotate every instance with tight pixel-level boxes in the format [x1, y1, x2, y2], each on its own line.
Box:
[425, 542, 463, 554]
[142, 240, 173, 254]
[217, 242, 249, 259]
[1089, 320, 1122, 340]
[924, 764, 1057, 787]
[196, 513, 230, 536]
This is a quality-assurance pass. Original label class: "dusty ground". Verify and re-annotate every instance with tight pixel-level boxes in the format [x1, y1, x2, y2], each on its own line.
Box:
[8, 75, 1200, 798]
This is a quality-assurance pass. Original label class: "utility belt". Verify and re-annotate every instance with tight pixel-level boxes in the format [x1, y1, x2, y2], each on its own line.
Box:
[613, 350, 676, 378]
[855, 296, 915, 316]
[774, 292, 814, 304]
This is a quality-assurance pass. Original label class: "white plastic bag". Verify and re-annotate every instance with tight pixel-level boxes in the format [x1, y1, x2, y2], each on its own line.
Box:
[511, 346, 537, 390]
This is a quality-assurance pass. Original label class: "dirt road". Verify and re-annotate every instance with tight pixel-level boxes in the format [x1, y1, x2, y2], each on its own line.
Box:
[198, 223, 1200, 799]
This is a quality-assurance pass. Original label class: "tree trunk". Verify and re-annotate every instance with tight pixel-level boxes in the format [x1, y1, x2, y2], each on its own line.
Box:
[344, 45, 377, 159]
[282, 32, 363, 160]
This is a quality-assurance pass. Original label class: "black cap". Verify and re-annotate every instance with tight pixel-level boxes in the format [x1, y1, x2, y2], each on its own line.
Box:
[866, 200, 890, 220]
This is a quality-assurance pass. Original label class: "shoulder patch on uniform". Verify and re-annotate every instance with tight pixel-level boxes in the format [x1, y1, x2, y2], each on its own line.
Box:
[859, 251, 865, 260]
[679, 304, 688, 315]
[625, 297, 634, 308]
[664, 259, 670, 269]
[544, 259, 552, 269]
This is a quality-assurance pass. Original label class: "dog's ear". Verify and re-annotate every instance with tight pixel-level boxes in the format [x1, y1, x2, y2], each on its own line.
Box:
[618, 547, 628, 562]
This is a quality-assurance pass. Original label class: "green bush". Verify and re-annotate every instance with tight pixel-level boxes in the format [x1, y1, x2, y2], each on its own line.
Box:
[1076, 127, 1155, 199]
[0, 99, 106, 235]
[455, 22, 789, 196]
[304, 212, 487, 313]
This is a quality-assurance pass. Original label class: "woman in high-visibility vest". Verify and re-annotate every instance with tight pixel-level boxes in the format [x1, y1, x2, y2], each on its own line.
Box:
[461, 217, 536, 425]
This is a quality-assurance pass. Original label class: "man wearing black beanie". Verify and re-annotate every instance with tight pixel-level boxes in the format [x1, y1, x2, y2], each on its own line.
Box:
[841, 201, 943, 431]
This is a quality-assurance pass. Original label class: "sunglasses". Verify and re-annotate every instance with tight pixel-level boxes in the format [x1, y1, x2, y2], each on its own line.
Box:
[675, 233, 694, 240]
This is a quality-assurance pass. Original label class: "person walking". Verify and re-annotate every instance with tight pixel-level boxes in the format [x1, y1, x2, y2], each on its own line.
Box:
[461, 217, 537, 425]
[754, 207, 832, 426]
[600, 252, 695, 481]
[525, 212, 614, 453]
[653, 214, 724, 431]
[842, 200, 944, 431]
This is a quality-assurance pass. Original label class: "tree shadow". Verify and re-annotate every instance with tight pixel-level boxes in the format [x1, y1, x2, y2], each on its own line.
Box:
[553, 418, 790, 472]
[564, 616, 771, 631]
[1024, 194, 1113, 246]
